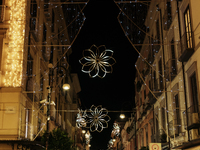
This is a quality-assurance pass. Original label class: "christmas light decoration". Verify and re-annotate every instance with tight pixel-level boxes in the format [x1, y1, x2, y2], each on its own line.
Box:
[112, 122, 120, 136]
[85, 130, 92, 144]
[79, 45, 116, 78]
[86, 105, 110, 132]
[3, 0, 26, 87]
[76, 105, 111, 132]
[76, 109, 87, 128]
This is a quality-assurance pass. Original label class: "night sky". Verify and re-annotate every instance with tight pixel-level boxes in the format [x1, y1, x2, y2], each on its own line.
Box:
[69, 0, 140, 149]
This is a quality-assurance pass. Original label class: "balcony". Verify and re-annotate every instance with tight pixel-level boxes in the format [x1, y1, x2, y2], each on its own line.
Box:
[163, 7, 172, 30]
[164, 59, 177, 82]
[183, 105, 200, 130]
[178, 32, 194, 62]
[153, 78, 163, 97]
[128, 123, 135, 140]
[168, 119, 181, 137]
[154, 129, 167, 143]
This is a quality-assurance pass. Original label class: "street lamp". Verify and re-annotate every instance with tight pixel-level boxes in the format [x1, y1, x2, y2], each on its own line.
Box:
[120, 114, 125, 119]
[46, 63, 70, 150]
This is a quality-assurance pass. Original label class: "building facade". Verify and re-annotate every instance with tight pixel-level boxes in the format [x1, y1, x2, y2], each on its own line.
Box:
[117, 0, 200, 150]
[0, 0, 86, 149]
[134, 0, 200, 149]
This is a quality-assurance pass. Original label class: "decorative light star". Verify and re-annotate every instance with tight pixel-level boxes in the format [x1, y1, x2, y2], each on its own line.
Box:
[79, 45, 116, 78]
[86, 105, 111, 132]
[76, 109, 86, 128]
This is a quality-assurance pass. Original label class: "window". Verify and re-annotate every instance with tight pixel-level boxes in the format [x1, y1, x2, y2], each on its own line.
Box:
[161, 107, 166, 130]
[171, 39, 177, 79]
[153, 70, 156, 89]
[40, 73, 44, 100]
[30, 0, 37, 17]
[159, 59, 163, 89]
[190, 72, 199, 112]
[156, 19, 160, 44]
[27, 49, 33, 77]
[43, 23, 47, 42]
[163, 1, 172, 30]
[146, 127, 148, 146]
[49, 43, 53, 63]
[44, 0, 49, 11]
[174, 94, 181, 133]
[52, 10, 55, 33]
[144, 89, 146, 100]
[184, 6, 193, 48]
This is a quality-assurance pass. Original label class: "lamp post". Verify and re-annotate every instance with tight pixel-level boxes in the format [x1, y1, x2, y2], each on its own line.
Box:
[45, 63, 70, 150]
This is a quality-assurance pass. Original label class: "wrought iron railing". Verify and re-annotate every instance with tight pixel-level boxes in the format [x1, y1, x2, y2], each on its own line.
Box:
[164, 59, 177, 82]
[168, 119, 181, 137]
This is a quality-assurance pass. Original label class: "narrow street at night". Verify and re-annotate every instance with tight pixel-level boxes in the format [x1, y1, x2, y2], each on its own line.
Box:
[0, 0, 200, 150]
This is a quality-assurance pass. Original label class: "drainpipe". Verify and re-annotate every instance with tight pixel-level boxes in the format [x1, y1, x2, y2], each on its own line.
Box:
[176, 0, 190, 142]
[156, 4, 170, 149]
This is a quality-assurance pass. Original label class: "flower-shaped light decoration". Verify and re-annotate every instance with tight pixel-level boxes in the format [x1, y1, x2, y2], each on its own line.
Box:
[76, 109, 87, 128]
[85, 130, 92, 144]
[86, 105, 111, 132]
[112, 122, 120, 136]
[79, 45, 116, 78]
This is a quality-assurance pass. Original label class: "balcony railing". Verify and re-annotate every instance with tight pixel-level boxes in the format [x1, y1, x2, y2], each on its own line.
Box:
[153, 129, 167, 143]
[168, 119, 181, 137]
[152, 78, 163, 97]
[164, 59, 177, 82]
[178, 32, 194, 62]
[183, 105, 200, 130]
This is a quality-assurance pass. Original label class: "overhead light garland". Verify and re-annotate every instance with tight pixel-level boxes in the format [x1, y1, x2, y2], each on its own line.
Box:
[76, 105, 111, 132]
[79, 45, 116, 78]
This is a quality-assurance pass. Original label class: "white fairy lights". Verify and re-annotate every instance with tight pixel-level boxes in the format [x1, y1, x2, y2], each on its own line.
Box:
[3, 0, 26, 87]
